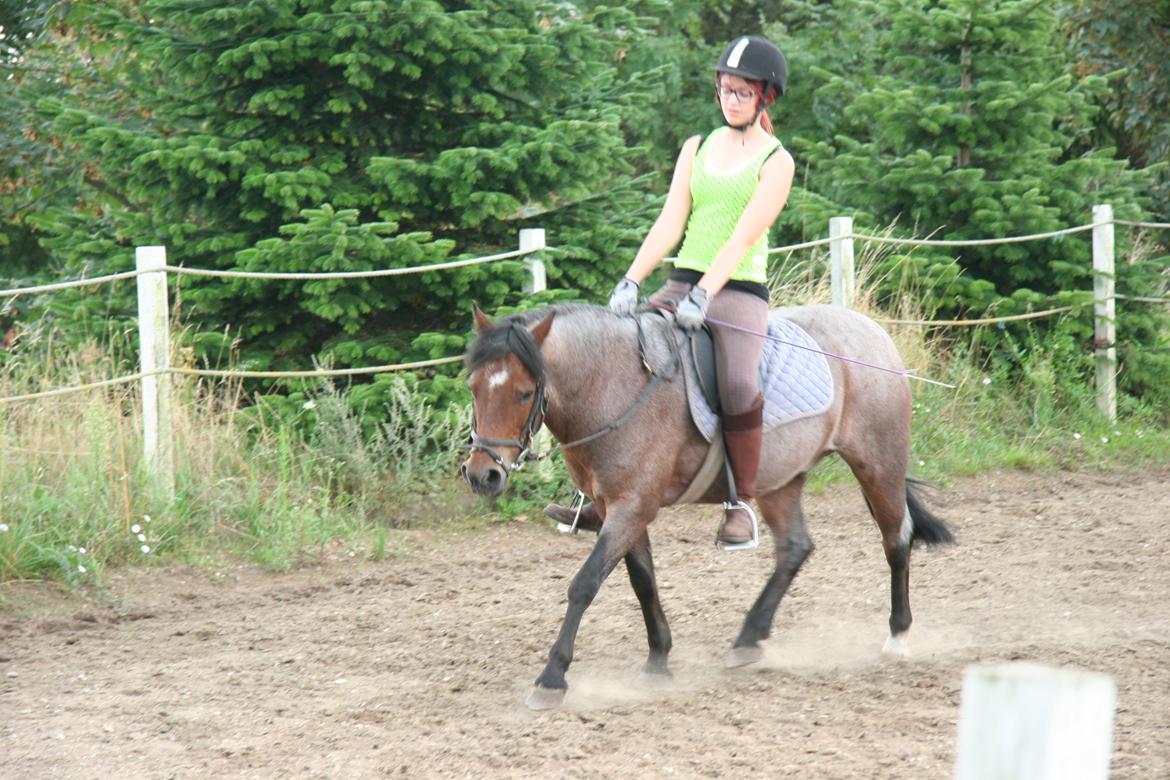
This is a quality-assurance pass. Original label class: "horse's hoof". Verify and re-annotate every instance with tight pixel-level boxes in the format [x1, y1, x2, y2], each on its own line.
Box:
[882, 633, 910, 658]
[526, 685, 566, 710]
[639, 668, 674, 688]
[725, 645, 764, 668]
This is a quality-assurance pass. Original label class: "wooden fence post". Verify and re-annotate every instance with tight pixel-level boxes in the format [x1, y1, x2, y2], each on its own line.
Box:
[1092, 204, 1117, 422]
[829, 216, 854, 308]
[521, 228, 547, 294]
[136, 246, 174, 501]
[955, 663, 1116, 780]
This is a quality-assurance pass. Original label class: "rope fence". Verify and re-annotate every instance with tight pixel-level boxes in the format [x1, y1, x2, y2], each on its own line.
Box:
[0, 211, 1167, 495]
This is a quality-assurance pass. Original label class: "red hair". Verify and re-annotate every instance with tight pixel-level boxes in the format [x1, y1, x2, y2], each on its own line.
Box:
[715, 75, 776, 134]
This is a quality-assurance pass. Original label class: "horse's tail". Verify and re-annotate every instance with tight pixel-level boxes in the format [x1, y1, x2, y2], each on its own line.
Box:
[907, 478, 955, 546]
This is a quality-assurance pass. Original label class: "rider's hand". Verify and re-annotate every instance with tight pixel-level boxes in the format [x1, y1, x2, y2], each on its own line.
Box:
[674, 286, 710, 330]
[608, 276, 640, 315]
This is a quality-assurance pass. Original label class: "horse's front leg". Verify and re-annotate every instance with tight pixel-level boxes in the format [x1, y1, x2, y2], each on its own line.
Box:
[625, 531, 672, 679]
[528, 510, 648, 710]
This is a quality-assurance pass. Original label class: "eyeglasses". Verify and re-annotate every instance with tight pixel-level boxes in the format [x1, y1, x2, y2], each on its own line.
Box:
[717, 85, 758, 103]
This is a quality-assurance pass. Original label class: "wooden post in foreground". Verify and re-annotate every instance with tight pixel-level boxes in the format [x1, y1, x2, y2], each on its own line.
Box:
[136, 246, 174, 501]
[954, 663, 1116, 780]
[829, 216, 855, 308]
[1092, 204, 1117, 422]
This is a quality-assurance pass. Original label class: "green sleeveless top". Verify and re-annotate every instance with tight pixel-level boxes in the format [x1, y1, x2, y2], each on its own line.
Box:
[674, 127, 783, 284]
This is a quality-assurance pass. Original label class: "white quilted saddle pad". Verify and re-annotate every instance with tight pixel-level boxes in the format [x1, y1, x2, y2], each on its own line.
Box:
[680, 316, 834, 443]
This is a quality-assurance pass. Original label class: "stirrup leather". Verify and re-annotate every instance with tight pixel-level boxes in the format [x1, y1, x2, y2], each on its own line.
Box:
[556, 490, 588, 535]
[716, 500, 759, 551]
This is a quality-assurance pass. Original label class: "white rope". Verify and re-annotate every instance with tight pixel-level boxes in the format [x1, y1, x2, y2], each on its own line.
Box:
[0, 357, 468, 404]
[0, 370, 159, 403]
[163, 247, 537, 280]
[767, 236, 836, 254]
[852, 223, 1095, 247]
[877, 305, 1080, 327]
[1113, 294, 1170, 305]
[0, 270, 143, 299]
[170, 356, 463, 379]
[0, 247, 539, 298]
[1114, 219, 1170, 229]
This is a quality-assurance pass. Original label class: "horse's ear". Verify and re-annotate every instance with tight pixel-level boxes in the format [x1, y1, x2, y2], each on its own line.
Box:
[472, 305, 494, 333]
[528, 312, 556, 347]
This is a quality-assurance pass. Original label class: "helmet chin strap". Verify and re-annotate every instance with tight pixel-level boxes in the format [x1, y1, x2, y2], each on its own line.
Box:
[723, 105, 764, 142]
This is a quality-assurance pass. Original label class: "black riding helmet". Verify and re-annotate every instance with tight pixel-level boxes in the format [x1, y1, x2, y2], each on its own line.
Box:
[715, 35, 787, 99]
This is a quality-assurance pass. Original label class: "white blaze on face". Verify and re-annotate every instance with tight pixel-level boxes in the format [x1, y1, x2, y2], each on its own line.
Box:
[486, 367, 510, 392]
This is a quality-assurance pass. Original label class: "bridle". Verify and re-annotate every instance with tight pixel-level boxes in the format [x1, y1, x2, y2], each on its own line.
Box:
[464, 375, 549, 472]
[463, 314, 675, 475]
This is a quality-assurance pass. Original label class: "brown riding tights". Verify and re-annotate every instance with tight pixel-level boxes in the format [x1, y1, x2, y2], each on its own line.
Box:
[650, 280, 768, 416]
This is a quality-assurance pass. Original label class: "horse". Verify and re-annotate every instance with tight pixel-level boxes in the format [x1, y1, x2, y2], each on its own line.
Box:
[460, 302, 954, 710]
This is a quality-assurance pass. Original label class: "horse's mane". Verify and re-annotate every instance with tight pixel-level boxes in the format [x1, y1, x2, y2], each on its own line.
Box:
[465, 304, 676, 378]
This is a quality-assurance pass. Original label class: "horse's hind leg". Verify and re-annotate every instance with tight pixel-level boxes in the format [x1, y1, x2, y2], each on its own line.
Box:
[625, 531, 672, 678]
[727, 474, 813, 667]
[850, 462, 915, 655]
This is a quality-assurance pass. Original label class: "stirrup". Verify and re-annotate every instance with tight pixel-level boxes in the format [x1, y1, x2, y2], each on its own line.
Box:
[556, 490, 587, 535]
[716, 500, 759, 551]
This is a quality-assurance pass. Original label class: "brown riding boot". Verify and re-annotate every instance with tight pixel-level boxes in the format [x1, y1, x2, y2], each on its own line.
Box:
[543, 502, 604, 533]
[719, 395, 764, 547]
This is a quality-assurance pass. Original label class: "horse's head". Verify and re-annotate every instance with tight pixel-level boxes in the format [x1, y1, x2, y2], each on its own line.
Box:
[461, 306, 556, 497]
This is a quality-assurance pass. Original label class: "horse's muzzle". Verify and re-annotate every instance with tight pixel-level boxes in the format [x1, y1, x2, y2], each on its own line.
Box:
[461, 458, 509, 497]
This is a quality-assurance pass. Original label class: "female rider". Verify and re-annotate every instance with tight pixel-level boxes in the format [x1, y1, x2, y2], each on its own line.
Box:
[547, 35, 796, 548]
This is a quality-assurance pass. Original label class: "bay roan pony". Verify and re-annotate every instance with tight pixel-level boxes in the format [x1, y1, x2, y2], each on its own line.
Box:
[461, 303, 954, 710]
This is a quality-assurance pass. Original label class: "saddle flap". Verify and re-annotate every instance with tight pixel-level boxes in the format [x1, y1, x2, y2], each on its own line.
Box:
[689, 327, 721, 415]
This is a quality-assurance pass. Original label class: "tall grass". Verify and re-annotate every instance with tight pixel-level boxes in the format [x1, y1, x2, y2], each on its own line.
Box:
[0, 338, 478, 585]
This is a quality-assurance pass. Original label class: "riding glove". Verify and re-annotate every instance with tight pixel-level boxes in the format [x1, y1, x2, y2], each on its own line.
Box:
[608, 276, 640, 315]
[674, 286, 710, 330]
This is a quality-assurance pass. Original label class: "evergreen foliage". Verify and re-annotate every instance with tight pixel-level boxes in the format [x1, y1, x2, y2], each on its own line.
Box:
[769, 0, 1169, 402]
[1, 0, 1167, 417]
[3, 0, 672, 411]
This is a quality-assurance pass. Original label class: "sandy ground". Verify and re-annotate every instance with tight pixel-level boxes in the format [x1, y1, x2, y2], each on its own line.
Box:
[2, 467, 1169, 779]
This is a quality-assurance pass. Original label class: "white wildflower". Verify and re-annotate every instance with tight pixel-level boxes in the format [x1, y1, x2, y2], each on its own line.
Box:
[0, 523, 8, 533]
[1100, 437, 1109, 444]
[78, 564, 87, 574]
[1073, 432, 1082, 440]
[137, 533, 147, 542]
[141, 545, 151, 554]
[982, 376, 992, 385]
[143, 515, 151, 523]
[131, 524, 141, 534]
[78, 547, 86, 554]
[303, 400, 317, 410]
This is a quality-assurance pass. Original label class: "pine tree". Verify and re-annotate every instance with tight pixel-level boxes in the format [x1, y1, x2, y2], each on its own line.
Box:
[775, 0, 1168, 403]
[8, 0, 671, 404]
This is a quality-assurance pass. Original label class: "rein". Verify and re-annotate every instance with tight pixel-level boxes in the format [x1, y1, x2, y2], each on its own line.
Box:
[464, 315, 677, 474]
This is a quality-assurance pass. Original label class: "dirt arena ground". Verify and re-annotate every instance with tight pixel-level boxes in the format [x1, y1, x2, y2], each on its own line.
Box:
[3, 467, 1169, 779]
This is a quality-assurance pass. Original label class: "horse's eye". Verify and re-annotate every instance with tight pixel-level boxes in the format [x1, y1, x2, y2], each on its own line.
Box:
[518, 390, 534, 403]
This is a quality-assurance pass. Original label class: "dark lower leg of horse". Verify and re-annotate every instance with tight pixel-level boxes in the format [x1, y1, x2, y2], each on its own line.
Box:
[847, 462, 918, 656]
[884, 542, 912, 657]
[624, 532, 672, 678]
[728, 479, 812, 667]
[529, 524, 639, 709]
